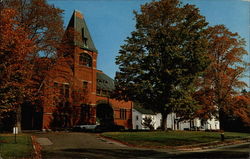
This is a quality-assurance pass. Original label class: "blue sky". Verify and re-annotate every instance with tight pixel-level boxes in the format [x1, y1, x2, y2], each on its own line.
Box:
[48, 0, 249, 87]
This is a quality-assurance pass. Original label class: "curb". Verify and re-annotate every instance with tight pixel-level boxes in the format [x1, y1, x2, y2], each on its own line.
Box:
[177, 138, 250, 151]
[31, 136, 42, 159]
[178, 138, 250, 151]
[100, 135, 250, 151]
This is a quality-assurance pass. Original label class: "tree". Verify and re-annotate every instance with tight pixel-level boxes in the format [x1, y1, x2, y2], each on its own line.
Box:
[115, 0, 209, 130]
[0, 8, 36, 129]
[229, 94, 250, 126]
[141, 116, 155, 130]
[195, 25, 249, 130]
[0, 0, 65, 131]
[0, 0, 64, 56]
[0, 0, 65, 97]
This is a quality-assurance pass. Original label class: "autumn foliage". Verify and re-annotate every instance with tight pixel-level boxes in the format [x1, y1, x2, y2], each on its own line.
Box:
[228, 94, 250, 126]
[0, 0, 65, 130]
[0, 9, 36, 112]
[195, 25, 249, 129]
[0, 0, 249, 131]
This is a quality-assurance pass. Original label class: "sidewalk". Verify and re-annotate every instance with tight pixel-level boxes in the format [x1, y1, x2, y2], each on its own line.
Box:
[35, 137, 53, 146]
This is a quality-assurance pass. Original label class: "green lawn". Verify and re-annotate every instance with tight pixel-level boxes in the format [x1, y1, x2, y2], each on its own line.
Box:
[0, 134, 33, 158]
[102, 131, 250, 147]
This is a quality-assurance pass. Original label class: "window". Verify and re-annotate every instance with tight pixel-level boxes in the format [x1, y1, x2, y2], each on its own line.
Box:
[79, 53, 92, 67]
[81, 28, 85, 41]
[83, 81, 88, 89]
[120, 109, 126, 120]
[201, 119, 206, 127]
[136, 115, 139, 120]
[64, 84, 69, 98]
[53, 82, 70, 107]
[82, 105, 90, 118]
[82, 28, 88, 46]
[102, 90, 107, 96]
[59, 84, 64, 96]
[54, 82, 58, 88]
[96, 89, 101, 95]
[58, 83, 70, 99]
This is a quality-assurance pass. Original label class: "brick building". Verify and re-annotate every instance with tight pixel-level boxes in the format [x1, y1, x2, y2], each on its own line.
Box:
[21, 10, 133, 131]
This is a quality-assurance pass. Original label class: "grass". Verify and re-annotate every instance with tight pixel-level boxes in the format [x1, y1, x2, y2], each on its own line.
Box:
[0, 134, 33, 158]
[102, 131, 250, 147]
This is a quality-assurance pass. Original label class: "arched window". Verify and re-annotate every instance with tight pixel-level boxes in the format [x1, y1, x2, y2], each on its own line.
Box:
[79, 53, 92, 67]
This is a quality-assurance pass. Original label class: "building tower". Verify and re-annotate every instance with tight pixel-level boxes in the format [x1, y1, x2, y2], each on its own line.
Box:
[66, 10, 98, 125]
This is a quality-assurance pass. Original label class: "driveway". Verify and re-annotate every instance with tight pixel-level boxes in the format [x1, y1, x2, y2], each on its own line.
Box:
[34, 132, 171, 159]
[34, 132, 250, 159]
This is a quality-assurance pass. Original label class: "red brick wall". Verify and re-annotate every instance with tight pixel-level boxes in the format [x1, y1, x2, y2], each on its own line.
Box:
[96, 96, 133, 129]
[41, 44, 133, 130]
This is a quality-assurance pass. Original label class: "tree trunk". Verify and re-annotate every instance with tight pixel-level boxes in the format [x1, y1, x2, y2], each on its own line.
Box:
[161, 113, 168, 130]
[16, 105, 22, 133]
[219, 108, 225, 131]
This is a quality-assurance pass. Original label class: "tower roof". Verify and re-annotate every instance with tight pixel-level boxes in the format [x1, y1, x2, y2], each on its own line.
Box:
[66, 10, 97, 52]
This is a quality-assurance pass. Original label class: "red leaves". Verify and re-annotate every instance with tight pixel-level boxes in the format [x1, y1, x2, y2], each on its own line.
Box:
[195, 25, 249, 126]
[229, 95, 250, 125]
[0, 9, 36, 106]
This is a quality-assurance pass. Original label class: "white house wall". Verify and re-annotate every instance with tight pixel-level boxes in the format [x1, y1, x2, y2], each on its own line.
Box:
[132, 110, 220, 130]
[155, 113, 162, 129]
[204, 118, 220, 130]
[132, 109, 143, 129]
[132, 109, 161, 130]
[165, 113, 220, 130]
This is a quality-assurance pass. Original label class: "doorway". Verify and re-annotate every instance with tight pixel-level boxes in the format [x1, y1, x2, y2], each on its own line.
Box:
[96, 103, 114, 125]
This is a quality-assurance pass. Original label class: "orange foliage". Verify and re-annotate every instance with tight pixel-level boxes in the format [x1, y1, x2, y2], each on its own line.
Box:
[0, 9, 36, 111]
[227, 95, 250, 126]
[194, 25, 249, 126]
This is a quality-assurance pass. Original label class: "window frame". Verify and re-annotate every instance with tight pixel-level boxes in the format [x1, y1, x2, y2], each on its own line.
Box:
[82, 81, 88, 89]
[79, 53, 92, 67]
[120, 109, 127, 120]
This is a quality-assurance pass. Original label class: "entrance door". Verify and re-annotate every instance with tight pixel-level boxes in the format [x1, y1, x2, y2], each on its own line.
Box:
[96, 103, 114, 125]
[21, 103, 43, 130]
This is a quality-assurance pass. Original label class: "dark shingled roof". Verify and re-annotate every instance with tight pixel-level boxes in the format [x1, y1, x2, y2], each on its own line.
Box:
[66, 10, 97, 52]
[133, 105, 156, 115]
[96, 72, 115, 91]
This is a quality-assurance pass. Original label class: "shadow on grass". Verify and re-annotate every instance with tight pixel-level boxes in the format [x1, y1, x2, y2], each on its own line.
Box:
[42, 146, 250, 159]
[176, 151, 250, 159]
[43, 148, 171, 159]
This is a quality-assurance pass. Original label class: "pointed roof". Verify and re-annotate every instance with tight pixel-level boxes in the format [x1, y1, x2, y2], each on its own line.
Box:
[66, 10, 97, 52]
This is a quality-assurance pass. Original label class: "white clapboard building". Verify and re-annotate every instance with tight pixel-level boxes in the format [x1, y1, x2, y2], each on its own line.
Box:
[132, 106, 220, 130]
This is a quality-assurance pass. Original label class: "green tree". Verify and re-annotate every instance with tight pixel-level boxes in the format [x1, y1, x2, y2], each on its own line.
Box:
[115, 0, 209, 130]
[142, 116, 155, 130]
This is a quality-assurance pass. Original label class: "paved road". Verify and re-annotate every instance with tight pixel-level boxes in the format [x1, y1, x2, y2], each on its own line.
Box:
[34, 132, 250, 159]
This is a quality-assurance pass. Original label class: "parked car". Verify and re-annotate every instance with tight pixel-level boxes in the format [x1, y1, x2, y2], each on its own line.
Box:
[94, 124, 125, 132]
[72, 124, 98, 132]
